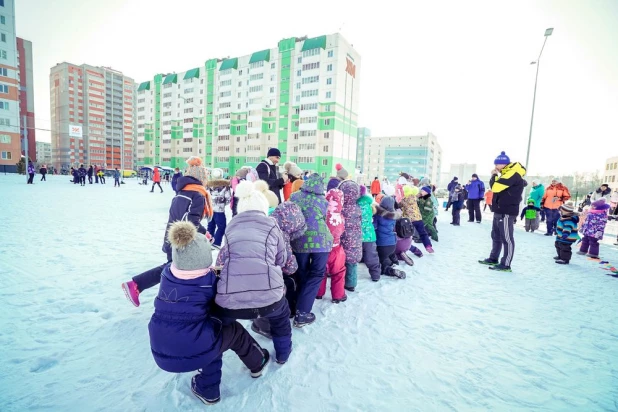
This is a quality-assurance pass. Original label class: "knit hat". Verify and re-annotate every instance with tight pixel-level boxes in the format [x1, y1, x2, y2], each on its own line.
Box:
[236, 181, 269, 215]
[383, 184, 395, 197]
[335, 163, 348, 180]
[267, 148, 281, 158]
[283, 161, 302, 178]
[359, 185, 367, 197]
[185, 156, 209, 185]
[527, 198, 535, 204]
[211, 168, 224, 179]
[397, 176, 407, 186]
[419, 177, 431, 186]
[167, 221, 213, 271]
[327, 177, 341, 191]
[421, 186, 432, 195]
[376, 193, 385, 204]
[592, 198, 611, 210]
[472, 173, 479, 179]
[254, 180, 279, 208]
[560, 201, 575, 214]
[403, 185, 419, 197]
[380, 195, 395, 212]
[494, 151, 510, 165]
[453, 176, 458, 181]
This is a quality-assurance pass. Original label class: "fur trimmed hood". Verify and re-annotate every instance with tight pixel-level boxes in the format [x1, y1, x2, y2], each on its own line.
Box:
[206, 178, 230, 189]
[375, 204, 402, 220]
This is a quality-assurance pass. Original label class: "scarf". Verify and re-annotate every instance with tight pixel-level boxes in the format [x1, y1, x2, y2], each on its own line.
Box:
[183, 184, 214, 219]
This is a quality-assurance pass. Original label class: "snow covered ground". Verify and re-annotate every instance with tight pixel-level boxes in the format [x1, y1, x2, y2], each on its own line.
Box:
[1, 174, 618, 411]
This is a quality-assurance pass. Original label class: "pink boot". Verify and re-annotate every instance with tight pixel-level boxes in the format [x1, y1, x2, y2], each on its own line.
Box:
[425, 246, 435, 254]
[122, 281, 140, 307]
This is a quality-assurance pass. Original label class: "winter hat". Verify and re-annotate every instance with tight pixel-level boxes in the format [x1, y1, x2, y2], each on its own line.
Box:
[360, 185, 367, 197]
[527, 198, 535, 204]
[494, 151, 511, 165]
[236, 180, 269, 215]
[267, 148, 281, 158]
[326, 189, 344, 214]
[383, 184, 395, 197]
[335, 163, 349, 180]
[283, 161, 303, 178]
[560, 201, 575, 214]
[211, 168, 224, 179]
[419, 177, 431, 187]
[167, 221, 213, 271]
[399, 172, 411, 180]
[254, 180, 279, 208]
[327, 177, 341, 191]
[397, 176, 408, 185]
[421, 186, 432, 196]
[376, 193, 385, 204]
[592, 198, 611, 210]
[472, 173, 479, 179]
[404, 185, 419, 197]
[380, 195, 395, 212]
[185, 156, 209, 185]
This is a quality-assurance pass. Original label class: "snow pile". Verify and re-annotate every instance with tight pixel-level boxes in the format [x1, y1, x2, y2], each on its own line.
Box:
[1, 174, 617, 410]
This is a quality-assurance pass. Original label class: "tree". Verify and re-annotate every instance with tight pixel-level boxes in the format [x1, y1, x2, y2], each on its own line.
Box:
[570, 170, 603, 203]
[16, 157, 26, 174]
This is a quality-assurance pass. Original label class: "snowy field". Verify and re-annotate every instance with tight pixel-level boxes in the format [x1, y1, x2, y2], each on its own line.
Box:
[1, 173, 618, 411]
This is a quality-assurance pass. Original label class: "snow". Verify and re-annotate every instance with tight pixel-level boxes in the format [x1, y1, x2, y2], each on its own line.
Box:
[1, 173, 618, 411]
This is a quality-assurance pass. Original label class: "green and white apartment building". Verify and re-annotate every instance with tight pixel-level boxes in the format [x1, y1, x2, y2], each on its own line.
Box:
[135, 33, 361, 177]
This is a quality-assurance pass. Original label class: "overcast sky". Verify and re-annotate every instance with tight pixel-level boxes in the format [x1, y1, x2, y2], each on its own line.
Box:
[16, 0, 618, 176]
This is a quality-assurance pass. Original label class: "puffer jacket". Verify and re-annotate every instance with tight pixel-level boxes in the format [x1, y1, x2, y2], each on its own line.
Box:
[581, 209, 609, 239]
[290, 174, 333, 253]
[338, 180, 362, 263]
[542, 184, 571, 210]
[148, 264, 221, 373]
[400, 194, 422, 222]
[270, 201, 307, 274]
[357, 194, 376, 242]
[216, 210, 286, 310]
[325, 189, 345, 246]
[374, 196, 402, 247]
[207, 179, 232, 213]
[417, 195, 435, 221]
[529, 184, 544, 208]
[465, 179, 485, 200]
[556, 214, 580, 244]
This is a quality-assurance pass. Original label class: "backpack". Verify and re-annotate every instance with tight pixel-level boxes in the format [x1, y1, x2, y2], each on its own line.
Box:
[395, 218, 414, 239]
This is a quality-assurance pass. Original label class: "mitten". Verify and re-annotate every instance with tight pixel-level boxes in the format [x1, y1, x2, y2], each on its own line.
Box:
[595, 231, 603, 239]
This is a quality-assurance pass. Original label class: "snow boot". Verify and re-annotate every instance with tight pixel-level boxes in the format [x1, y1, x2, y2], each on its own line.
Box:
[191, 375, 221, 405]
[425, 246, 434, 254]
[315, 295, 323, 299]
[398, 252, 414, 266]
[276, 347, 292, 365]
[386, 267, 407, 279]
[544, 233, 552, 236]
[121, 281, 140, 307]
[412, 248, 424, 258]
[332, 295, 348, 304]
[344, 286, 355, 292]
[294, 311, 316, 328]
[488, 264, 512, 272]
[250, 349, 270, 378]
[553, 256, 560, 260]
[251, 318, 272, 340]
[576, 251, 586, 255]
[555, 259, 569, 265]
[586, 254, 600, 259]
[478, 258, 499, 266]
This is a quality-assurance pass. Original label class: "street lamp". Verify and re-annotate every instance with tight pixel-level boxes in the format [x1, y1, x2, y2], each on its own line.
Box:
[525, 28, 553, 185]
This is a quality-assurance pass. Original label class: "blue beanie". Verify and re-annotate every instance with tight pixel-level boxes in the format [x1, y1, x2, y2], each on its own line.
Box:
[494, 151, 510, 165]
[421, 186, 432, 195]
[267, 148, 281, 157]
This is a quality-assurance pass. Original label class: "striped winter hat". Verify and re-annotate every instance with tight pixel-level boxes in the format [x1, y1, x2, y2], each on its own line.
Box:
[185, 156, 209, 185]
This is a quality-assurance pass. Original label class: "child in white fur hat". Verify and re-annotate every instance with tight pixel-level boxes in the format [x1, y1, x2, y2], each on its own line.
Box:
[206, 168, 231, 247]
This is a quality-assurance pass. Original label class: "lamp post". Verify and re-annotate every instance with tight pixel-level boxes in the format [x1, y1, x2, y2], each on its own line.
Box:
[525, 28, 553, 181]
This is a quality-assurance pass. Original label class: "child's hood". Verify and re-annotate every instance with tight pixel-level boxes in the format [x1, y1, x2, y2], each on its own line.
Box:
[338, 180, 361, 204]
[375, 203, 402, 220]
[301, 174, 326, 195]
[357, 194, 374, 208]
[326, 189, 344, 214]
[380, 195, 395, 212]
[271, 201, 307, 242]
[206, 179, 231, 189]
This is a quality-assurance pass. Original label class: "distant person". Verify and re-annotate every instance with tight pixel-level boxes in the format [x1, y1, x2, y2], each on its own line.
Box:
[78, 164, 87, 186]
[520, 198, 541, 233]
[98, 170, 106, 184]
[484, 190, 493, 212]
[591, 183, 611, 203]
[87, 165, 94, 184]
[39, 165, 47, 181]
[27, 161, 35, 184]
[371, 177, 381, 198]
[553, 201, 579, 265]
[450, 184, 465, 226]
[114, 168, 121, 187]
[529, 181, 545, 222]
[479, 151, 526, 272]
[151, 167, 163, 193]
[465, 174, 485, 223]
[541, 179, 571, 236]
[445, 177, 458, 211]
[256, 148, 287, 204]
[94, 166, 99, 183]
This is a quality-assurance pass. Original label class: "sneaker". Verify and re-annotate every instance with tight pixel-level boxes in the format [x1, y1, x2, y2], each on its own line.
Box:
[250, 349, 270, 378]
[555, 259, 569, 265]
[576, 251, 586, 255]
[251, 319, 272, 340]
[332, 295, 348, 304]
[478, 258, 499, 266]
[398, 252, 414, 266]
[191, 375, 221, 405]
[294, 311, 316, 328]
[412, 249, 424, 258]
[121, 281, 140, 307]
[344, 286, 355, 292]
[488, 264, 512, 272]
[425, 246, 434, 254]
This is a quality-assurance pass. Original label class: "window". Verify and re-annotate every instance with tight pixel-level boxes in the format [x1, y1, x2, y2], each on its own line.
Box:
[324, 119, 331, 126]
[328, 50, 333, 58]
[219, 102, 231, 109]
[0, 68, 6, 76]
[0, 133, 8, 143]
[0, 33, 5, 43]
[327, 64, 333, 71]
[0, 84, 7, 93]
[300, 130, 316, 137]
[0, 50, 6, 60]
[323, 145, 329, 153]
[302, 62, 320, 71]
[296, 70, 301, 76]
[322, 159, 328, 166]
[249, 85, 263, 93]
[299, 143, 316, 151]
[250, 73, 264, 81]
[183, 127, 193, 133]
[220, 80, 232, 87]
[184, 88, 194, 94]
[0, 117, 9, 126]
[324, 132, 330, 139]
[302, 48, 320, 57]
[302, 76, 319, 84]
[184, 108, 193, 114]
[300, 116, 317, 124]
[271, 62, 275, 69]
[301, 89, 318, 98]
[298, 156, 315, 163]
[163, 83, 172, 89]
[323, 104, 331, 111]
[0, 100, 9, 110]
[326, 78, 332, 85]
[250, 61, 264, 69]
[1, 150, 10, 160]
[220, 91, 231, 98]
[0, 16, 5, 25]
[163, 111, 172, 116]
[326, 91, 332, 99]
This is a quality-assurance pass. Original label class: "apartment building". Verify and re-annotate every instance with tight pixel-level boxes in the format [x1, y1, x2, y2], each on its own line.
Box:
[356, 127, 370, 173]
[135, 33, 361, 177]
[50, 63, 134, 171]
[449, 163, 477, 181]
[35, 140, 51, 165]
[17, 37, 34, 161]
[603, 156, 618, 189]
[362, 133, 442, 185]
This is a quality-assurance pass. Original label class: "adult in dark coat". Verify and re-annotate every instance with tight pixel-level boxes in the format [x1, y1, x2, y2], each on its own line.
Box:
[40, 165, 47, 181]
[87, 165, 94, 184]
[445, 177, 458, 211]
[255, 148, 287, 204]
[78, 164, 87, 186]
[465, 174, 485, 223]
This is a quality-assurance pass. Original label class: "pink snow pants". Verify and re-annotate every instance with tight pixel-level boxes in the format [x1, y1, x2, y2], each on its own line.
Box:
[317, 245, 346, 300]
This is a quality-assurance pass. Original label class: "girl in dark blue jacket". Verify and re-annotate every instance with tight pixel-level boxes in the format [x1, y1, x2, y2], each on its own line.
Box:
[373, 197, 406, 279]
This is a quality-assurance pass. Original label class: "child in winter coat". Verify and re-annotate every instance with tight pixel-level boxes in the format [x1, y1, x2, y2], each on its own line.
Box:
[316, 189, 347, 303]
[148, 221, 269, 406]
[255, 180, 280, 215]
[206, 168, 231, 247]
[554, 201, 580, 264]
[578, 199, 611, 258]
[450, 184, 465, 226]
[290, 174, 334, 327]
[418, 186, 438, 241]
[339, 180, 363, 292]
[230, 166, 258, 216]
[520, 198, 541, 233]
[214, 181, 292, 365]
[358, 187, 382, 281]
[122, 157, 213, 307]
[401, 185, 434, 253]
[374, 196, 406, 279]
[252, 201, 307, 338]
[171, 167, 182, 193]
[283, 161, 304, 201]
